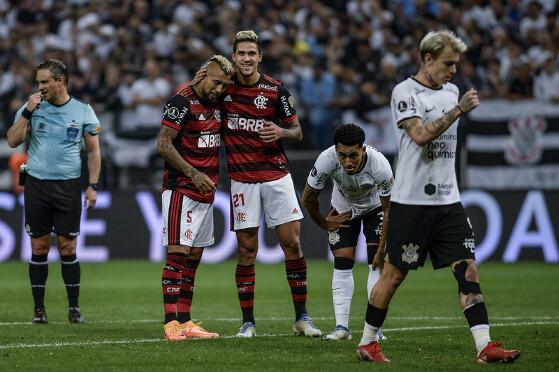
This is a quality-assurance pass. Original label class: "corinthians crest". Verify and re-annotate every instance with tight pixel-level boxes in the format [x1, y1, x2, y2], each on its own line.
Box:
[401, 243, 419, 264]
[505, 115, 547, 165]
[328, 230, 340, 245]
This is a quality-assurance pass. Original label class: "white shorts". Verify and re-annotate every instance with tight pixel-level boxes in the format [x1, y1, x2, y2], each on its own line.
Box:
[162, 190, 214, 247]
[230, 174, 304, 230]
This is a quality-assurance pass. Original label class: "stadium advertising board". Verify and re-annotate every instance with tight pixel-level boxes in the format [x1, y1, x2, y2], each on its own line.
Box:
[0, 190, 556, 263]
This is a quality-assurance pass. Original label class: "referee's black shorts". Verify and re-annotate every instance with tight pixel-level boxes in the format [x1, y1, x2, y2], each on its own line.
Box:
[24, 174, 82, 239]
[385, 202, 475, 271]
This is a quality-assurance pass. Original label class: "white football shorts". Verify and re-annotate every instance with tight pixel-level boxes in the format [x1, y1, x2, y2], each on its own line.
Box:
[162, 190, 214, 247]
[230, 174, 304, 230]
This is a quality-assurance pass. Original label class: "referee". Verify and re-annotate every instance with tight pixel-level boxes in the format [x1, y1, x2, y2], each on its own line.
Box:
[7, 59, 101, 324]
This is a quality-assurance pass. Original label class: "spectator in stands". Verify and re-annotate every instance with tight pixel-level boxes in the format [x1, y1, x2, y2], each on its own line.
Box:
[534, 53, 559, 103]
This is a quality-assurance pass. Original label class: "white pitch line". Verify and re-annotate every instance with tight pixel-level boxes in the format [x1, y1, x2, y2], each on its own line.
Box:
[1, 315, 557, 326]
[0, 320, 558, 350]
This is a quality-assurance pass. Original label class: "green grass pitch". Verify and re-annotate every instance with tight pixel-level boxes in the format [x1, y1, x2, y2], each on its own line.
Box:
[0, 261, 557, 371]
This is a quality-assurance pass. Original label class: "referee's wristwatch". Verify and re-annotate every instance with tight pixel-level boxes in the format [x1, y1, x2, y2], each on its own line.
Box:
[88, 183, 99, 191]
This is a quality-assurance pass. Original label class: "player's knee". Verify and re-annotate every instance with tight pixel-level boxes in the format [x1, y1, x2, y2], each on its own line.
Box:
[31, 236, 50, 255]
[334, 256, 354, 270]
[279, 237, 301, 257]
[452, 260, 482, 295]
[57, 239, 77, 256]
[382, 264, 406, 289]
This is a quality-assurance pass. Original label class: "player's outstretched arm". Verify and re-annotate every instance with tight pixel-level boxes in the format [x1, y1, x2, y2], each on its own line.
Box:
[258, 118, 303, 143]
[402, 88, 479, 147]
[156, 126, 216, 194]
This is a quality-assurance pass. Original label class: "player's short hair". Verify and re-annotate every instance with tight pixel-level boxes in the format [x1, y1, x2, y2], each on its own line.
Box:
[419, 30, 467, 62]
[333, 124, 365, 147]
[207, 55, 233, 75]
[36, 59, 68, 85]
[233, 30, 261, 52]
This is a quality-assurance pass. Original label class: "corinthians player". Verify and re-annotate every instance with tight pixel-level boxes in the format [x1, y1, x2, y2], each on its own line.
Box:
[356, 30, 520, 364]
[301, 124, 393, 341]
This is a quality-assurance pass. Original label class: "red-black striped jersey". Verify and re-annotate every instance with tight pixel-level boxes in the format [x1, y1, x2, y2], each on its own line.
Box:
[161, 86, 221, 203]
[221, 74, 298, 183]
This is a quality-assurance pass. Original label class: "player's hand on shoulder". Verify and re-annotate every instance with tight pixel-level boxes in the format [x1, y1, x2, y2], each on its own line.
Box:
[191, 170, 216, 194]
[457, 88, 480, 114]
[325, 209, 351, 231]
[258, 120, 282, 142]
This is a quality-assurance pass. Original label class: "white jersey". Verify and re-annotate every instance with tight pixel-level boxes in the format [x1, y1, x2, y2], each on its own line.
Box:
[306, 145, 393, 219]
[390, 77, 461, 205]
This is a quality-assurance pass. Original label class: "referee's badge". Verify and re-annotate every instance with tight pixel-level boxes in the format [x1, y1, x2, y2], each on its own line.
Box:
[401, 243, 419, 264]
[67, 125, 79, 140]
[328, 230, 340, 246]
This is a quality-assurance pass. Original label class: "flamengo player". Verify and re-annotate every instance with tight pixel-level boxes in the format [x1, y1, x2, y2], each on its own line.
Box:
[157, 55, 231, 341]
[223, 30, 321, 338]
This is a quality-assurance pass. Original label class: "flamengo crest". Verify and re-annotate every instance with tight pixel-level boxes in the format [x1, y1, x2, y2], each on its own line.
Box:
[254, 95, 268, 109]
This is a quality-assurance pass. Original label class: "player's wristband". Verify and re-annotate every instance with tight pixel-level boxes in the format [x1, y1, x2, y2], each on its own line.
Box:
[21, 108, 33, 120]
[88, 183, 99, 191]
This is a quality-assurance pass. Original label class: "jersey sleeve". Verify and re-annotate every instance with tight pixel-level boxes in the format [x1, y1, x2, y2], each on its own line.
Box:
[391, 83, 422, 128]
[306, 149, 334, 191]
[277, 84, 297, 123]
[161, 95, 189, 131]
[83, 104, 101, 135]
[375, 154, 394, 198]
[13, 104, 27, 122]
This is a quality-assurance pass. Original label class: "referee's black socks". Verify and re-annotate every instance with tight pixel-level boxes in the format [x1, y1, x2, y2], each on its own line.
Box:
[61, 254, 81, 308]
[29, 254, 48, 309]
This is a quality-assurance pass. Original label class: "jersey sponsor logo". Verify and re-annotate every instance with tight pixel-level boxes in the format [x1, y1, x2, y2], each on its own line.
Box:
[224, 95, 232, 102]
[401, 243, 419, 264]
[254, 94, 268, 109]
[198, 132, 220, 148]
[425, 106, 436, 113]
[258, 83, 277, 91]
[214, 110, 221, 121]
[280, 95, 294, 116]
[463, 237, 475, 253]
[424, 183, 436, 195]
[328, 229, 340, 245]
[425, 140, 456, 161]
[227, 116, 264, 132]
[190, 99, 200, 105]
[198, 113, 206, 120]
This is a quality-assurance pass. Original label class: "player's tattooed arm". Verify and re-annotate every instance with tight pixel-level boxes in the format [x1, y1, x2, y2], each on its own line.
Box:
[281, 118, 303, 142]
[157, 126, 216, 193]
[400, 107, 462, 147]
[401, 88, 480, 147]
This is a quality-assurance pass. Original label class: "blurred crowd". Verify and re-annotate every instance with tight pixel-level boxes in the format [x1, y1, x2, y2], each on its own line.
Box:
[0, 0, 558, 189]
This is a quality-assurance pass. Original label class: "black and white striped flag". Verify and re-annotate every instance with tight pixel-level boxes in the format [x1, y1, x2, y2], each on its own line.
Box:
[465, 100, 559, 189]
